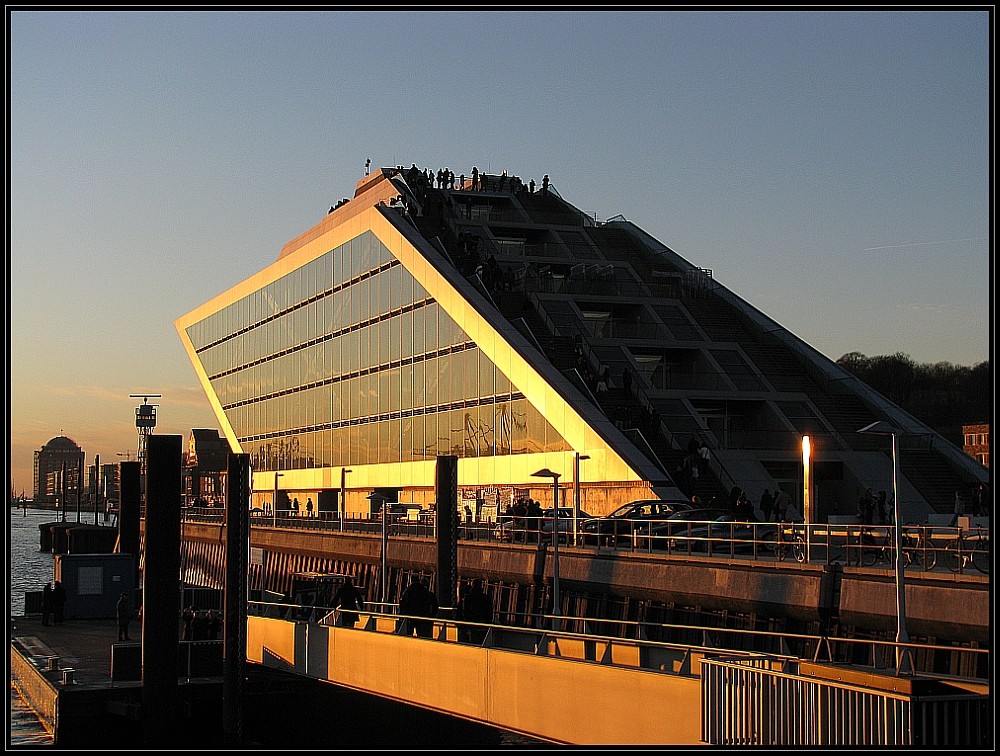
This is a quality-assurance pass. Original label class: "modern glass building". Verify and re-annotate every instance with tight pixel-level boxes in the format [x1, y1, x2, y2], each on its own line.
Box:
[176, 166, 987, 519]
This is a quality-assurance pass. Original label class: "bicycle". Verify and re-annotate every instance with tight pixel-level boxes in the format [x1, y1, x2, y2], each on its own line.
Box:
[857, 526, 894, 567]
[771, 523, 806, 563]
[945, 529, 990, 575]
[856, 526, 938, 570]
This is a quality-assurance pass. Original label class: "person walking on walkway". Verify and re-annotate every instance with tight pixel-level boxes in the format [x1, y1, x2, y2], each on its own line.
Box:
[182, 604, 196, 640]
[459, 579, 493, 644]
[51, 581, 67, 625]
[332, 576, 365, 628]
[398, 577, 438, 638]
[773, 488, 791, 522]
[41, 582, 53, 626]
[950, 490, 966, 527]
[116, 592, 132, 641]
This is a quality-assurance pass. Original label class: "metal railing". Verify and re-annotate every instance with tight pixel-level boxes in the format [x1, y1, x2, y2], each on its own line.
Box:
[245, 599, 989, 686]
[701, 654, 988, 746]
[191, 508, 991, 575]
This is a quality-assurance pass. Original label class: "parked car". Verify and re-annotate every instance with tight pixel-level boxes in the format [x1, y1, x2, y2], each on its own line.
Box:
[633, 507, 731, 550]
[495, 507, 593, 543]
[640, 510, 778, 553]
[580, 499, 696, 547]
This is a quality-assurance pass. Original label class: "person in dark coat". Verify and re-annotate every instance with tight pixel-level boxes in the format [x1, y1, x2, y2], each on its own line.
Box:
[206, 609, 222, 640]
[192, 609, 210, 640]
[459, 579, 493, 644]
[116, 592, 132, 641]
[51, 581, 67, 625]
[398, 577, 438, 638]
[332, 576, 364, 628]
[41, 582, 53, 626]
[181, 605, 196, 640]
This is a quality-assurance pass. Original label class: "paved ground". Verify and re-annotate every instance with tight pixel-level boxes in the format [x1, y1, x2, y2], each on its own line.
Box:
[11, 614, 128, 686]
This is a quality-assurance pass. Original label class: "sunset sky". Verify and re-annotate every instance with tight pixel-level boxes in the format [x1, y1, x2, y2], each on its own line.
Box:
[9, 10, 991, 496]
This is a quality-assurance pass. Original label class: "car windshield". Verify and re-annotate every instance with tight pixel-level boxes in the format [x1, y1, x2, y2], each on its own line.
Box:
[606, 500, 691, 518]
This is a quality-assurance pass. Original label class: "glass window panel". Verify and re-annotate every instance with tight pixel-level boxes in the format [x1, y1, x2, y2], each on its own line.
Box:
[398, 310, 412, 360]
[378, 370, 390, 415]
[425, 304, 439, 350]
[374, 269, 390, 317]
[388, 366, 400, 413]
[412, 307, 426, 356]
[412, 413, 426, 460]
[408, 361, 423, 412]
[348, 423, 360, 466]
[438, 356, 451, 406]
[375, 319, 389, 366]
[463, 349, 478, 400]
[526, 401, 546, 454]
[424, 411, 438, 459]
[400, 417, 413, 464]
[377, 420, 390, 464]
[388, 312, 400, 362]
[448, 409, 465, 457]
[423, 357, 437, 409]
[399, 363, 413, 413]
[496, 367, 512, 397]
[461, 406, 478, 457]
[342, 331, 358, 375]
[510, 399, 528, 455]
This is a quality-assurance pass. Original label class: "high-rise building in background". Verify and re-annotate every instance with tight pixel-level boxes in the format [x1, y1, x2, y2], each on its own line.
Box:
[33, 436, 85, 506]
[176, 165, 987, 520]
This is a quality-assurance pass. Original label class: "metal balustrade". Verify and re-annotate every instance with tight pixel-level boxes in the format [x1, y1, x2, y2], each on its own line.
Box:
[700, 654, 988, 746]
[181, 507, 989, 574]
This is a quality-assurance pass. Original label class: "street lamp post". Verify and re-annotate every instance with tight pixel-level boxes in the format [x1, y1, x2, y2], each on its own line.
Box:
[272, 472, 284, 527]
[368, 493, 389, 604]
[340, 468, 352, 531]
[573, 453, 590, 547]
[802, 436, 812, 562]
[858, 421, 911, 675]
[532, 468, 562, 628]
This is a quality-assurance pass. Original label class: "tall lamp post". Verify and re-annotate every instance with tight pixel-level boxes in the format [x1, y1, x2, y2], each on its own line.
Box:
[340, 468, 352, 531]
[858, 421, 911, 675]
[531, 468, 561, 628]
[368, 493, 389, 605]
[802, 436, 812, 562]
[272, 472, 284, 527]
[572, 453, 590, 547]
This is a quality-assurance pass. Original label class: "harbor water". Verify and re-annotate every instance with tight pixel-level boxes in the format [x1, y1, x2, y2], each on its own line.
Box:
[8, 507, 541, 747]
[9, 506, 59, 746]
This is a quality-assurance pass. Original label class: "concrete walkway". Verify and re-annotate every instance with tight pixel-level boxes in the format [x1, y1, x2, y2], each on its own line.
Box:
[11, 614, 127, 687]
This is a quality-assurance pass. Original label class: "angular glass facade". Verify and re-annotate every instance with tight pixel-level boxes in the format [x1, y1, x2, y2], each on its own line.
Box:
[184, 231, 570, 473]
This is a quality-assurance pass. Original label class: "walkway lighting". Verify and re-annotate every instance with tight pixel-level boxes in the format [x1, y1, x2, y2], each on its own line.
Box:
[858, 421, 911, 675]
[573, 454, 590, 547]
[532, 468, 562, 627]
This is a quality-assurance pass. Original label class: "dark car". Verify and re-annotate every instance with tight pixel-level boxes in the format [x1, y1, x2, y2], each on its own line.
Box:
[581, 499, 696, 546]
[645, 511, 778, 554]
[633, 507, 731, 550]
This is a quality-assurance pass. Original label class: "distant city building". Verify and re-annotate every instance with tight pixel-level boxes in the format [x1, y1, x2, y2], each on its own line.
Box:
[184, 428, 230, 506]
[33, 436, 85, 506]
[176, 164, 988, 521]
[962, 423, 990, 468]
[87, 462, 120, 509]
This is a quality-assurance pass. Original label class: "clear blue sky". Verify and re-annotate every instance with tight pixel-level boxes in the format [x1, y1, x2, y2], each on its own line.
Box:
[9, 9, 991, 495]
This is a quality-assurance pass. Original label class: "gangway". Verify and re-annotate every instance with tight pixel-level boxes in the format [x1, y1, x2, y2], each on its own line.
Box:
[245, 606, 989, 746]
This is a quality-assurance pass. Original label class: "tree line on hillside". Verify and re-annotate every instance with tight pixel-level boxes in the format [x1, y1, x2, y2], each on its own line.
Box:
[836, 352, 991, 447]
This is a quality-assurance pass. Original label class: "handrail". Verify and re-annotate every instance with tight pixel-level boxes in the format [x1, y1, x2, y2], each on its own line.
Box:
[245, 601, 989, 683]
[197, 508, 991, 574]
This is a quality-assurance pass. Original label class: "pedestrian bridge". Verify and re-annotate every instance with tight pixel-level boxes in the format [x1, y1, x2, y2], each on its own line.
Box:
[245, 606, 989, 746]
